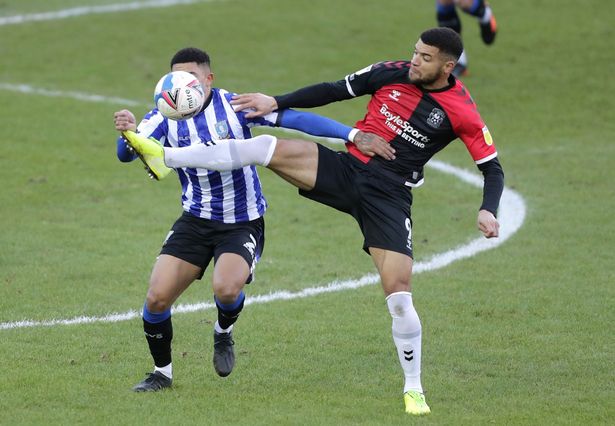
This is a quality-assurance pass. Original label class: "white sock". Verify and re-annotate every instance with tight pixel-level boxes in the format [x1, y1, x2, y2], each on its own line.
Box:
[214, 321, 233, 334]
[386, 291, 423, 394]
[458, 49, 468, 67]
[480, 6, 492, 24]
[154, 362, 172, 379]
[163, 134, 277, 171]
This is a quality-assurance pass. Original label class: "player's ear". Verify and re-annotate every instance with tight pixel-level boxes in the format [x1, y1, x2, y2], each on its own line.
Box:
[443, 60, 455, 75]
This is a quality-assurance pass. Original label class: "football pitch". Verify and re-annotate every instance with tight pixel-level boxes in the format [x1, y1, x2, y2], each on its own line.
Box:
[0, 0, 613, 424]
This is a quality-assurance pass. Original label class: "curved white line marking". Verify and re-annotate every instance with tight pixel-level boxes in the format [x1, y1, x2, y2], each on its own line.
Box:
[0, 82, 143, 106]
[0, 154, 526, 330]
[0, 0, 215, 26]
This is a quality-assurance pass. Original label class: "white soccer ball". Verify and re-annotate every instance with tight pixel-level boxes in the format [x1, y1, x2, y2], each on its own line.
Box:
[153, 71, 205, 120]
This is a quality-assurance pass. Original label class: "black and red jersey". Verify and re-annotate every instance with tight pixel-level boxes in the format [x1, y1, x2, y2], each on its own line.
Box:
[275, 61, 497, 187]
[274, 60, 504, 214]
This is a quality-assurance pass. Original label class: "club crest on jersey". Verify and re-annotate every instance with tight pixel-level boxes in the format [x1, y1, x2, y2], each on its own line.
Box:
[214, 120, 229, 139]
[427, 108, 445, 128]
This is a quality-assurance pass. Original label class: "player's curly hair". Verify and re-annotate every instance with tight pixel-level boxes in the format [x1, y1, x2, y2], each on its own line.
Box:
[170, 47, 211, 68]
[420, 27, 463, 61]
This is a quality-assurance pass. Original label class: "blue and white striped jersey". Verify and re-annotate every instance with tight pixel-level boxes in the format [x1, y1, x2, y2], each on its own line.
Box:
[136, 87, 277, 224]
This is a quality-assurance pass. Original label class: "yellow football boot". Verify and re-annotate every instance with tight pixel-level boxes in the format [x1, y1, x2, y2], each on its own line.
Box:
[122, 130, 171, 180]
[403, 390, 431, 416]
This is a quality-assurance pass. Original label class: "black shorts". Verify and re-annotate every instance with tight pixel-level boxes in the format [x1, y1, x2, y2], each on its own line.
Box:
[160, 212, 265, 281]
[299, 144, 414, 257]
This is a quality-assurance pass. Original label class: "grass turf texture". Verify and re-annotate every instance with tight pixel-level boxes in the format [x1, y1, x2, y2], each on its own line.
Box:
[1, 0, 614, 424]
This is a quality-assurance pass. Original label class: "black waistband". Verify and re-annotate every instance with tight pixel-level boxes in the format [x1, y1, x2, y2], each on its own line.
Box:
[346, 153, 419, 188]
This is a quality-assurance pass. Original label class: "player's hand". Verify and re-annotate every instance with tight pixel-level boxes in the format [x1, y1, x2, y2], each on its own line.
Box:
[114, 109, 137, 132]
[478, 209, 499, 238]
[231, 93, 277, 117]
[353, 131, 396, 160]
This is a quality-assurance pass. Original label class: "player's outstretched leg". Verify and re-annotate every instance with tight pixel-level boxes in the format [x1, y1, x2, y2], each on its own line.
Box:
[122, 130, 172, 180]
[163, 135, 278, 171]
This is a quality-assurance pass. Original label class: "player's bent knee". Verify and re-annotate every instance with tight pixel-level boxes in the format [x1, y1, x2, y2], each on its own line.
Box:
[145, 290, 173, 313]
[212, 283, 245, 304]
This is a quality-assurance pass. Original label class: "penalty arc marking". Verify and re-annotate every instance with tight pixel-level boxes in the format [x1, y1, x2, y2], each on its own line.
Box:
[0, 145, 526, 330]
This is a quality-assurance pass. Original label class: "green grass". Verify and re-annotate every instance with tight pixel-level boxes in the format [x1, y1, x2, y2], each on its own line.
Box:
[1, 0, 614, 424]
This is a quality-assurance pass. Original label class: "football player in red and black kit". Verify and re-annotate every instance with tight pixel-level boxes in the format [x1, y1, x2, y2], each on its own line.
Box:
[125, 27, 504, 415]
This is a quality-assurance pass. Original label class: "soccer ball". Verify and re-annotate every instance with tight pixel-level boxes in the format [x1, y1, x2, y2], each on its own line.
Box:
[153, 71, 205, 120]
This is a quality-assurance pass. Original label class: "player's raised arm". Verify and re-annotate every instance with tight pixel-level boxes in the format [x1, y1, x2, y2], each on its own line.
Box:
[232, 78, 355, 118]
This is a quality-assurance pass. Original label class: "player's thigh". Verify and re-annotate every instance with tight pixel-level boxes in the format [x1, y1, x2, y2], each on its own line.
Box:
[268, 138, 319, 191]
[369, 248, 413, 296]
[147, 254, 203, 310]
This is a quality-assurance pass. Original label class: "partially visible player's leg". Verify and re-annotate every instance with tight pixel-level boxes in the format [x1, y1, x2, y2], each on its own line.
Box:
[267, 138, 319, 191]
[436, 0, 468, 76]
[437, 0, 461, 34]
[458, 0, 497, 45]
[210, 253, 250, 377]
[369, 248, 430, 415]
[133, 254, 201, 392]
[210, 217, 265, 377]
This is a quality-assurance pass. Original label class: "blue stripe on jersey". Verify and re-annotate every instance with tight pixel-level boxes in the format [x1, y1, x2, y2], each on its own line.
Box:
[177, 168, 190, 207]
[252, 165, 267, 216]
[207, 170, 225, 221]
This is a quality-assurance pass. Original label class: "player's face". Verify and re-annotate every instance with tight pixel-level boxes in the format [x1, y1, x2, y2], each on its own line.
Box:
[409, 40, 454, 88]
[172, 62, 214, 99]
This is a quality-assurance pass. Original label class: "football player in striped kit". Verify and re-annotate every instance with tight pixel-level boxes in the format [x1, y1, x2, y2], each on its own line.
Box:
[113, 47, 359, 392]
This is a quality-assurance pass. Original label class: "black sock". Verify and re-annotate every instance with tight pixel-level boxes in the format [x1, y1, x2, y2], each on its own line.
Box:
[215, 293, 245, 330]
[437, 5, 462, 34]
[462, 0, 486, 18]
[143, 316, 173, 367]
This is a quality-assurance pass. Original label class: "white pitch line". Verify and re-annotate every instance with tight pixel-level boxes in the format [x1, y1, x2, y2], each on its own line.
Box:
[0, 82, 144, 107]
[0, 157, 526, 330]
[0, 0, 216, 26]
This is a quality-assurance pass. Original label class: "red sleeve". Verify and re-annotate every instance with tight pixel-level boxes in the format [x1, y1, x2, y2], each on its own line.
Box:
[446, 82, 497, 164]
